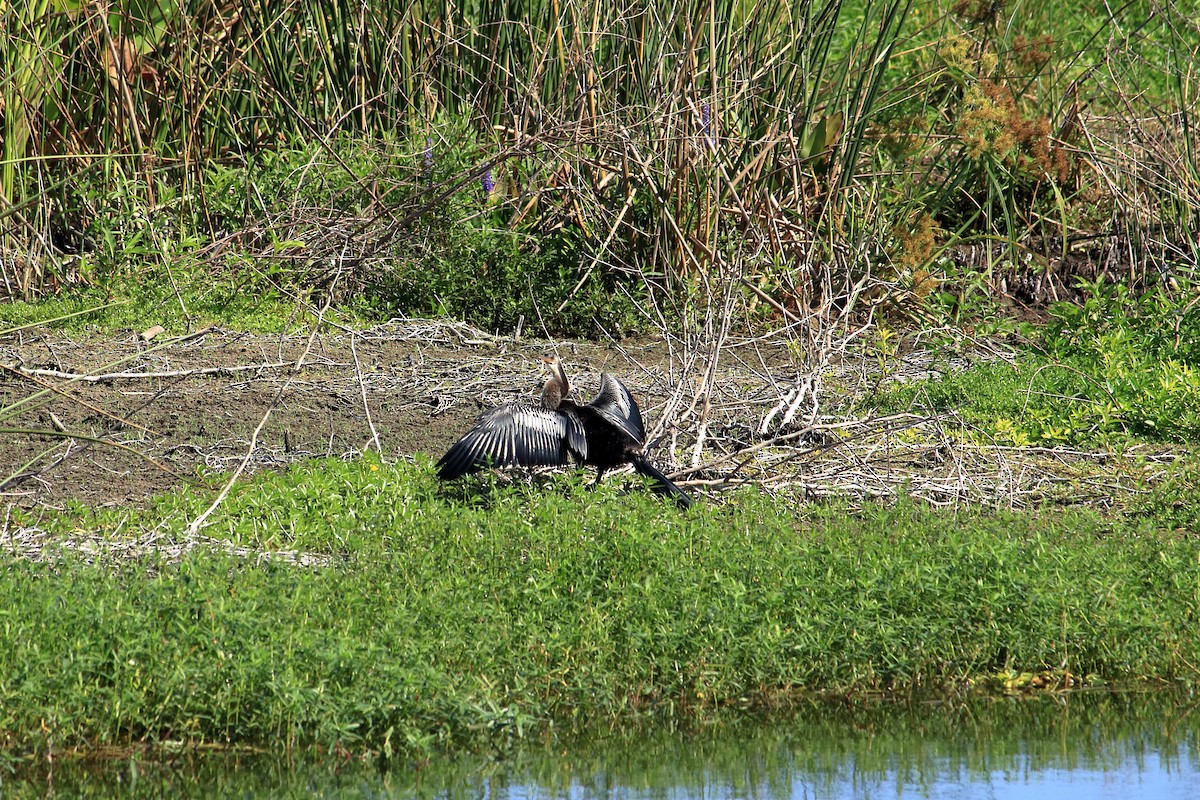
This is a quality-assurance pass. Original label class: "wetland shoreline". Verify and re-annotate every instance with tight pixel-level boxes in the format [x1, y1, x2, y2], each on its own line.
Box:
[3, 464, 1197, 764]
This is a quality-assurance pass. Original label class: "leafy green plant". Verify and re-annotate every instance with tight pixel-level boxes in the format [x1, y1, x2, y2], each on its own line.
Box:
[876, 275, 1200, 447]
[1042, 278, 1200, 442]
[3, 462, 1199, 762]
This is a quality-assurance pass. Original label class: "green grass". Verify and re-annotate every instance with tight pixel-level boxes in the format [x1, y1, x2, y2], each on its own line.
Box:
[875, 350, 1200, 448]
[2, 457, 1198, 761]
[2, 130, 648, 338]
[0, 272, 318, 336]
[872, 280, 1200, 447]
[871, 353, 1112, 445]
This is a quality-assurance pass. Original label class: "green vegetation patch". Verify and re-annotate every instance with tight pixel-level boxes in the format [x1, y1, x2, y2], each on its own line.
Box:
[872, 351, 1140, 448]
[2, 458, 1198, 761]
[3, 132, 647, 337]
[875, 282, 1200, 447]
[0, 274, 312, 336]
[6, 0, 1199, 338]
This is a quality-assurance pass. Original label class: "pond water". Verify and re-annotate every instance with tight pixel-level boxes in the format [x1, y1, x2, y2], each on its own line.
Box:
[6, 690, 1199, 799]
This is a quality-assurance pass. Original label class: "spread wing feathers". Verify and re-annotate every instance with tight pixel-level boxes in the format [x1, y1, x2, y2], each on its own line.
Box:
[436, 403, 588, 480]
[587, 373, 646, 444]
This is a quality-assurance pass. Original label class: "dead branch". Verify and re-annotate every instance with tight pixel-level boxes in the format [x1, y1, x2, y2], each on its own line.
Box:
[7, 361, 292, 382]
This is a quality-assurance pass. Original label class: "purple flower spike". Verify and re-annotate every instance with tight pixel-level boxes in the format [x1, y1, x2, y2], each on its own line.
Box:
[482, 168, 495, 195]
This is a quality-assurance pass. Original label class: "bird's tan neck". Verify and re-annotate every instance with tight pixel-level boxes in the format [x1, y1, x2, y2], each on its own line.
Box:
[541, 378, 563, 410]
[541, 359, 570, 409]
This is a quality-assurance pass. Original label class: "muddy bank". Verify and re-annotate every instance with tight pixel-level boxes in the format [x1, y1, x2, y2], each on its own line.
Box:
[0, 321, 695, 508]
[0, 319, 1147, 512]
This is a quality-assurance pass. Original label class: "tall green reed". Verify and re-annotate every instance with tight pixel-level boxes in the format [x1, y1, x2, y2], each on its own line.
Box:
[2, 0, 56, 297]
[1, 0, 913, 307]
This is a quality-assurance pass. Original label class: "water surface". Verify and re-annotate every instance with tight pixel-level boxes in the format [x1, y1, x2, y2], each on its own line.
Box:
[6, 690, 1199, 798]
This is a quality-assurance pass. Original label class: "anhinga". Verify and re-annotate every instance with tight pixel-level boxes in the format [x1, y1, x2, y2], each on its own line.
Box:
[436, 356, 692, 508]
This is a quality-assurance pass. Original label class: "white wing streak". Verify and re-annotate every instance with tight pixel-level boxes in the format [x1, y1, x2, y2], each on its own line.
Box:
[436, 402, 588, 479]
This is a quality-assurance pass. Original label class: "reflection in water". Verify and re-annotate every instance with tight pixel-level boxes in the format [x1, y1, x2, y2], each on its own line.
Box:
[4, 690, 1199, 799]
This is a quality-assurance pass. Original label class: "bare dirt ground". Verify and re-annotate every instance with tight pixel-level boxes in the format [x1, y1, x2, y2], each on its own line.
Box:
[0, 320, 701, 510]
[0, 318, 1156, 514]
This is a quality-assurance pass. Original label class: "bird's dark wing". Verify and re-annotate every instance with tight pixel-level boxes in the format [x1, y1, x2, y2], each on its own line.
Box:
[586, 373, 646, 444]
[436, 403, 588, 480]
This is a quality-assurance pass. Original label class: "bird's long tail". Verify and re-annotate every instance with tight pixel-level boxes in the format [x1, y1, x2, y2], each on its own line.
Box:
[632, 455, 693, 509]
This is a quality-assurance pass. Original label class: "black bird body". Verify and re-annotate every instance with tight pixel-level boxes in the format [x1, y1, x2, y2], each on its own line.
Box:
[436, 357, 691, 508]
